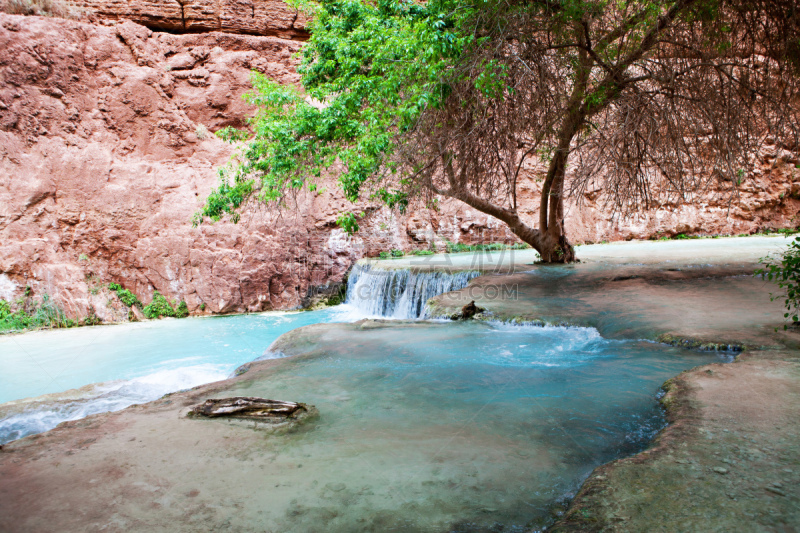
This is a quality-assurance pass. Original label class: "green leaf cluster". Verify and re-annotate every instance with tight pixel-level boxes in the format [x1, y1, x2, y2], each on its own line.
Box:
[0, 294, 73, 333]
[756, 236, 800, 328]
[215, 126, 251, 143]
[143, 291, 189, 319]
[336, 211, 361, 235]
[198, 0, 473, 231]
[108, 282, 143, 309]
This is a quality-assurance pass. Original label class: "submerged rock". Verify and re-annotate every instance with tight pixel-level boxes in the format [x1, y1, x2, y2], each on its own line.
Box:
[188, 397, 315, 425]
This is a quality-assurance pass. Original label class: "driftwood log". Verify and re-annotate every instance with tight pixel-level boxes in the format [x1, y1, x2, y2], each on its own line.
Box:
[188, 397, 310, 422]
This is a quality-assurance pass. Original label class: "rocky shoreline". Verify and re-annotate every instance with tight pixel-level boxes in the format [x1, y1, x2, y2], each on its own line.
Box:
[552, 348, 800, 531]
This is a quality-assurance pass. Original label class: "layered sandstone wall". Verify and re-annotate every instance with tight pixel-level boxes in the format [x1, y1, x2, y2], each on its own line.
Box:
[70, 0, 309, 39]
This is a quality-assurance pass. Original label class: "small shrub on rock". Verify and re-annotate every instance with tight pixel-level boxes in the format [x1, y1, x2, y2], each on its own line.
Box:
[143, 291, 176, 319]
[174, 300, 189, 318]
[108, 283, 142, 309]
[142, 291, 190, 319]
[758, 236, 800, 328]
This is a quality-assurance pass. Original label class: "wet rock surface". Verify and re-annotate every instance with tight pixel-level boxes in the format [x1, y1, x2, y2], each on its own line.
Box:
[552, 355, 800, 532]
[188, 397, 309, 420]
[450, 300, 485, 320]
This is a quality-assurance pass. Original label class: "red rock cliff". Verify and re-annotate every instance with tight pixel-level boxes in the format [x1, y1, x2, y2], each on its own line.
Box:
[0, 14, 357, 319]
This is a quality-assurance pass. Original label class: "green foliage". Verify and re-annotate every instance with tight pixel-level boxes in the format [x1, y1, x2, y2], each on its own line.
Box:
[756, 236, 800, 328]
[653, 232, 703, 241]
[174, 300, 190, 318]
[391, 249, 404, 257]
[198, 0, 472, 226]
[143, 291, 173, 319]
[143, 291, 189, 319]
[215, 126, 251, 143]
[108, 283, 143, 309]
[0, 294, 72, 333]
[411, 249, 435, 256]
[768, 227, 800, 236]
[336, 211, 361, 235]
[194, 168, 252, 225]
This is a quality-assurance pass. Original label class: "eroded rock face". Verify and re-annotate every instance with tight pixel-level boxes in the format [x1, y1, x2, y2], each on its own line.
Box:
[72, 0, 310, 40]
[0, 14, 358, 317]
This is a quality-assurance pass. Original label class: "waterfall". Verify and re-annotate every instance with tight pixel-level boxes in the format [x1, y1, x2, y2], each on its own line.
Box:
[345, 263, 480, 319]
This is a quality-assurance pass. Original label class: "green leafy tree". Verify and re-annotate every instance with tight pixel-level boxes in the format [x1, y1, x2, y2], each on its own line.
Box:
[199, 0, 799, 262]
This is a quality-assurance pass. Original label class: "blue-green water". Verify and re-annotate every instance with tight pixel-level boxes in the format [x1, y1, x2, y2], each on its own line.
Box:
[0, 239, 779, 530]
[0, 310, 335, 443]
[0, 286, 731, 529]
[206, 320, 726, 531]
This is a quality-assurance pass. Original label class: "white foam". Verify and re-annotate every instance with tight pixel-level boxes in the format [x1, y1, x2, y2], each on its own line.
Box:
[0, 364, 229, 444]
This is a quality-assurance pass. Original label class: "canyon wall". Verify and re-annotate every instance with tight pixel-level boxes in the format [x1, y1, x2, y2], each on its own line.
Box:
[1, 11, 799, 321]
[0, 14, 358, 319]
[71, 0, 309, 39]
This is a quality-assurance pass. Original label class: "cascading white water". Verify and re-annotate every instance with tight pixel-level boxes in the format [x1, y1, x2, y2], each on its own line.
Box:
[345, 263, 481, 319]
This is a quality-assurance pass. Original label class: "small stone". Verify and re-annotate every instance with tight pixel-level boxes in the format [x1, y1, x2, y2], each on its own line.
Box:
[766, 486, 786, 496]
[712, 467, 728, 475]
[325, 482, 346, 492]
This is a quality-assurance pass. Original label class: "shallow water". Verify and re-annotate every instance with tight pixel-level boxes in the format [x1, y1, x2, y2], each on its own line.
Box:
[0, 310, 336, 443]
[217, 320, 726, 531]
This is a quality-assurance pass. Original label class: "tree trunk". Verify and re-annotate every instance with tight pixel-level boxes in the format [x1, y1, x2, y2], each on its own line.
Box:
[535, 227, 576, 263]
[445, 183, 576, 264]
[536, 148, 576, 263]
